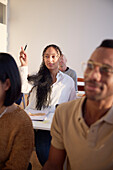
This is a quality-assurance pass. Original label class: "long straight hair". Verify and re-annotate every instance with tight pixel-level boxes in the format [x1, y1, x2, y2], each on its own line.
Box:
[28, 44, 62, 110]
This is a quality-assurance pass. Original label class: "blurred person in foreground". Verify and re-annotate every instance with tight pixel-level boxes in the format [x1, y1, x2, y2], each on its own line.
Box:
[59, 54, 78, 91]
[0, 53, 34, 170]
[42, 39, 113, 170]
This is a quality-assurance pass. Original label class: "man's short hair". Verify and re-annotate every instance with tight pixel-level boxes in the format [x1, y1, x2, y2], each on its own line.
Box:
[98, 39, 113, 49]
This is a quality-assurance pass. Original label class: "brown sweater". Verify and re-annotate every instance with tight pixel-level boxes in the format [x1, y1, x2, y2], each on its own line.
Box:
[0, 106, 34, 170]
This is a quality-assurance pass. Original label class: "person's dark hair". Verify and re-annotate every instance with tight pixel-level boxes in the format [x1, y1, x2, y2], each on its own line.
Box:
[98, 39, 113, 49]
[0, 53, 21, 106]
[42, 44, 62, 57]
[28, 44, 62, 110]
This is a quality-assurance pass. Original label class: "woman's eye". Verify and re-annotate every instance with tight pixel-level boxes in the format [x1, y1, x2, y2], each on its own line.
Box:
[52, 56, 55, 59]
[45, 56, 49, 58]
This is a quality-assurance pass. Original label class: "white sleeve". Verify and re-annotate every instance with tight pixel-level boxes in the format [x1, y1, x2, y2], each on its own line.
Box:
[19, 66, 33, 93]
[68, 80, 77, 101]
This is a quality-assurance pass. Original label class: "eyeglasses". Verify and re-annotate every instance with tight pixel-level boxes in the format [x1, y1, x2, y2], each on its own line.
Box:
[82, 60, 113, 75]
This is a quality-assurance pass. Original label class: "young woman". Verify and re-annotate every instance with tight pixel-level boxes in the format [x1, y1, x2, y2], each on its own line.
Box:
[19, 44, 76, 166]
[0, 53, 34, 170]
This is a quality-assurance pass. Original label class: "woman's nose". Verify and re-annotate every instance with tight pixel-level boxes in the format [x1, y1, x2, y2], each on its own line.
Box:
[49, 56, 53, 62]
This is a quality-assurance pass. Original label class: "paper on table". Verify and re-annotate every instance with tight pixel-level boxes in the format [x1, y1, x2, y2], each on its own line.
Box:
[25, 109, 49, 121]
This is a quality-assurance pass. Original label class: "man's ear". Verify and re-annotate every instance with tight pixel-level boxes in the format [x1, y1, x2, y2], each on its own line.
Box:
[4, 78, 11, 91]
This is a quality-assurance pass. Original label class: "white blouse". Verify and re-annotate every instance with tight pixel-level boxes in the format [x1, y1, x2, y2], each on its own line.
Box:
[19, 66, 77, 113]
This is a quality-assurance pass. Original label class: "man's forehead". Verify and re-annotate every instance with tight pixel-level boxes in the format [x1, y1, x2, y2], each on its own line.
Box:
[90, 47, 113, 59]
[90, 47, 113, 66]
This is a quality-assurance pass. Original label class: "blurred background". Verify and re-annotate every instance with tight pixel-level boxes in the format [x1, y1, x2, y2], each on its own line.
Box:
[1, 0, 113, 77]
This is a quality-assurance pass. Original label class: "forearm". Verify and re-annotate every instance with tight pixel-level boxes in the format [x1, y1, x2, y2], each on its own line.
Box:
[42, 145, 66, 170]
[42, 161, 63, 170]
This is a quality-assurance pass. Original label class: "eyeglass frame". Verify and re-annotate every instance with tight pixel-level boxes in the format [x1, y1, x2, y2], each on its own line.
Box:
[82, 60, 113, 75]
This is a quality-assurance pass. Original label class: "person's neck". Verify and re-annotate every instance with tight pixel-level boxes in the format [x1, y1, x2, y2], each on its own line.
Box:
[83, 98, 113, 127]
[50, 69, 59, 84]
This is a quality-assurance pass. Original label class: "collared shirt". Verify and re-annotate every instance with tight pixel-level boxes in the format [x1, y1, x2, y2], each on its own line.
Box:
[64, 67, 78, 91]
[51, 97, 113, 170]
[19, 66, 76, 113]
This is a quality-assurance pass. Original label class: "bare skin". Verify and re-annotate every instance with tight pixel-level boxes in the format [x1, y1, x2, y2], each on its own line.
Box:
[42, 145, 66, 170]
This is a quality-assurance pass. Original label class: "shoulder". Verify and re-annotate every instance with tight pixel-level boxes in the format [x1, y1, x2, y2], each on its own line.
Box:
[51, 97, 85, 133]
[55, 97, 85, 119]
[66, 67, 77, 75]
[57, 98, 82, 111]
[58, 71, 74, 82]
[10, 106, 33, 128]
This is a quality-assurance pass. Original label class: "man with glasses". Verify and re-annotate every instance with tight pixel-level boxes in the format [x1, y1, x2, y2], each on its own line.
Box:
[42, 39, 113, 170]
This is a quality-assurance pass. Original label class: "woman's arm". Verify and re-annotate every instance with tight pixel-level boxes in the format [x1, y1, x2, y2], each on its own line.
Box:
[19, 46, 28, 66]
[19, 47, 33, 93]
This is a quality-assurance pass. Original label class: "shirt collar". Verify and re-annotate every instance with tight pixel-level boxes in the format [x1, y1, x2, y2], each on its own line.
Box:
[100, 106, 113, 124]
[56, 71, 64, 82]
[77, 97, 113, 125]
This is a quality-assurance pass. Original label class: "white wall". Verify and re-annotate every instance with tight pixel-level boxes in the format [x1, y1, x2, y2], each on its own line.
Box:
[0, 0, 7, 52]
[7, 0, 113, 77]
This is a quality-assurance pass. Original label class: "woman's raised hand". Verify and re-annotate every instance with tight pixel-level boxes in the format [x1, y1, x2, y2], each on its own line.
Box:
[19, 47, 28, 66]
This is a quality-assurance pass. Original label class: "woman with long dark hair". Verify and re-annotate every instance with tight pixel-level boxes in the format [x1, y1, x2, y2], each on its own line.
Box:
[19, 44, 76, 166]
[0, 53, 34, 170]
